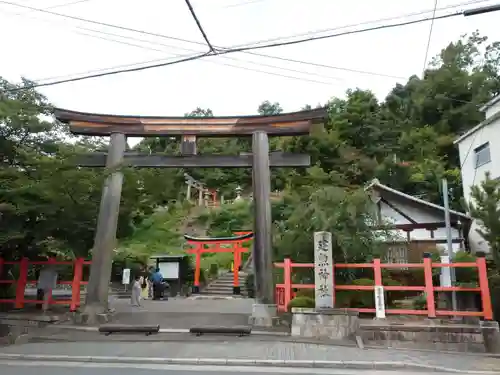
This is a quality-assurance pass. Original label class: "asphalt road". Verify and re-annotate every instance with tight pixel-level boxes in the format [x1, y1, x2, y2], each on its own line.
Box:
[0, 361, 447, 375]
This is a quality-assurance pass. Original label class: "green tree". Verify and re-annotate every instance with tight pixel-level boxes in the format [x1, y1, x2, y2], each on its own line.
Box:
[467, 172, 500, 272]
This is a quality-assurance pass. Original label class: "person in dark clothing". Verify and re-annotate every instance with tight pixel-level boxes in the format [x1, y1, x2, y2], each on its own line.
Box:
[151, 268, 164, 300]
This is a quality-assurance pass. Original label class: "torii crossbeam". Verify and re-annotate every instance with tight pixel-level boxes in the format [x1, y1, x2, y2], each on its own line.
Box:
[55, 107, 327, 325]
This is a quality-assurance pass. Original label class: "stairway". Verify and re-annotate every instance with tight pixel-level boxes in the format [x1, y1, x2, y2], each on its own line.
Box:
[201, 271, 248, 296]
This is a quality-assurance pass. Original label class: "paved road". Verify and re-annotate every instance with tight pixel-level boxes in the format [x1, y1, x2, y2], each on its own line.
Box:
[0, 361, 453, 375]
[2, 341, 500, 372]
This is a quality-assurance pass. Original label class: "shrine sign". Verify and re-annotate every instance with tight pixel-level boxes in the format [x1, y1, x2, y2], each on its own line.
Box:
[313, 231, 334, 309]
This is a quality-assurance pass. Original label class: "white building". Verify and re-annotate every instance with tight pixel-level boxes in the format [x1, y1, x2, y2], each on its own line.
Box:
[454, 94, 500, 253]
[365, 179, 471, 263]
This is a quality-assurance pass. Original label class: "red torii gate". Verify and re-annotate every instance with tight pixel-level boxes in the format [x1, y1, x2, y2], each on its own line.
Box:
[184, 231, 253, 295]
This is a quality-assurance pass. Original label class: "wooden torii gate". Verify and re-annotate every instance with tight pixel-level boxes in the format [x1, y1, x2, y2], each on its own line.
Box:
[184, 173, 218, 207]
[55, 107, 326, 323]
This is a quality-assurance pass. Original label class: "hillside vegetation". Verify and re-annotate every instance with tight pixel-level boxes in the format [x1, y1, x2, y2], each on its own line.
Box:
[1, 31, 499, 281]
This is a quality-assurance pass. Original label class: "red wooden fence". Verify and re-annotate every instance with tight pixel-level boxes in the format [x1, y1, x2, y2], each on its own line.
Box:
[274, 254, 493, 319]
[0, 257, 91, 311]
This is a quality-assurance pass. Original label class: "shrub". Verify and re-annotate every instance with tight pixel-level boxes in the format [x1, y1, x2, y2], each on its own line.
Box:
[335, 277, 404, 308]
[413, 293, 427, 310]
[294, 288, 314, 299]
[287, 296, 315, 310]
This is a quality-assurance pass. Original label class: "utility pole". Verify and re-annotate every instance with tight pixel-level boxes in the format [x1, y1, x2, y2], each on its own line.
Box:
[442, 178, 457, 312]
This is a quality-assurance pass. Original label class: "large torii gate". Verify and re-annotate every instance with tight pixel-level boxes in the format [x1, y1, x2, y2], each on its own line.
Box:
[55, 108, 326, 324]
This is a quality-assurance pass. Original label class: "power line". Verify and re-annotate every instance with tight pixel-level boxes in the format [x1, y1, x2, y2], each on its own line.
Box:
[0, 6, 345, 86]
[5, 3, 500, 92]
[0, 0, 482, 83]
[5, 52, 211, 92]
[219, 0, 268, 9]
[44, 30, 345, 86]
[422, 0, 439, 74]
[226, 0, 490, 50]
[221, 12, 458, 54]
[183, 0, 215, 52]
[23, 12, 397, 83]
[244, 52, 406, 80]
[5, 0, 94, 16]
[1, 0, 486, 53]
[0, 0, 206, 47]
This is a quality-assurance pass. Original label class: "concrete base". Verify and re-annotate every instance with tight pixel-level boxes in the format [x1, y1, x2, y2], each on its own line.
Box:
[74, 304, 113, 325]
[361, 322, 490, 353]
[481, 320, 500, 353]
[291, 308, 360, 340]
[248, 303, 278, 328]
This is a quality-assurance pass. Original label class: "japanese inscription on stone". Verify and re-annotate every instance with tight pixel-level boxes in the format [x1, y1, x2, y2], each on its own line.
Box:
[314, 231, 334, 309]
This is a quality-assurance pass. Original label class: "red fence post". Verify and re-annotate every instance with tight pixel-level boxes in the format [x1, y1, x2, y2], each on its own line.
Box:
[373, 258, 382, 286]
[423, 253, 436, 318]
[476, 254, 493, 320]
[283, 258, 292, 311]
[15, 258, 29, 309]
[233, 244, 241, 294]
[71, 258, 84, 311]
[193, 244, 202, 294]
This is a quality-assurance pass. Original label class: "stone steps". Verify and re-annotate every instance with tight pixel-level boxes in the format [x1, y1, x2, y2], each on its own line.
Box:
[201, 272, 248, 296]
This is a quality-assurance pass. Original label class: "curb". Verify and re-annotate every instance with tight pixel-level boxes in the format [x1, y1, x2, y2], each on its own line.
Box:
[44, 325, 290, 336]
[0, 354, 498, 373]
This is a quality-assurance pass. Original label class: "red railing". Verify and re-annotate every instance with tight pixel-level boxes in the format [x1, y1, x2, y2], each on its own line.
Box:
[274, 254, 493, 319]
[0, 257, 91, 311]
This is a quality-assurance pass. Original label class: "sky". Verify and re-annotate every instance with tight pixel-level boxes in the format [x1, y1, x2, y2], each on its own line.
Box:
[1, 0, 500, 123]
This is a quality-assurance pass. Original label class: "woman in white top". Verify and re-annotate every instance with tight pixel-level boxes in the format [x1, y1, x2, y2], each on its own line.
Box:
[130, 275, 142, 307]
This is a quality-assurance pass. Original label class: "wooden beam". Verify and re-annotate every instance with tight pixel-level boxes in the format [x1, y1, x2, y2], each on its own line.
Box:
[75, 152, 311, 168]
[54, 108, 327, 137]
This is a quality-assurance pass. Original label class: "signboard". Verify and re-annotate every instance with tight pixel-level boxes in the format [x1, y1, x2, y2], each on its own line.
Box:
[314, 231, 334, 309]
[159, 262, 180, 279]
[440, 255, 452, 287]
[374, 285, 386, 319]
[122, 268, 131, 285]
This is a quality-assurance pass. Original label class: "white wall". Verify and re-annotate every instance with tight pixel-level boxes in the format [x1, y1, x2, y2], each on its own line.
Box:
[458, 122, 500, 204]
[379, 199, 462, 253]
[457, 103, 500, 254]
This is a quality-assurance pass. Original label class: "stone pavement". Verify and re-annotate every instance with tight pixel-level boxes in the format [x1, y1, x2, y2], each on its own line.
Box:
[106, 297, 254, 329]
[1, 340, 500, 372]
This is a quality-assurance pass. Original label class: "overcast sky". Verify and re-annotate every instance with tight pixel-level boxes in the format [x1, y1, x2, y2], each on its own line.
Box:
[1, 0, 499, 119]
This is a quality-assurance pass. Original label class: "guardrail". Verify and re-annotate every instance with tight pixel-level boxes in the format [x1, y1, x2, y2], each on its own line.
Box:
[274, 253, 493, 319]
[0, 257, 91, 311]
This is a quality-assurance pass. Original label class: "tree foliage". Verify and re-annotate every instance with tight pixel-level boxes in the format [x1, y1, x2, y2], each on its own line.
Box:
[467, 172, 500, 271]
[1, 31, 499, 266]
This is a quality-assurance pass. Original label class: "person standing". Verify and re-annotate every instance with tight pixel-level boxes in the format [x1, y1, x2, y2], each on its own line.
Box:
[147, 266, 155, 298]
[140, 274, 149, 300]
[151, 268, 163, 300]
[130, 275, 142, 307]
